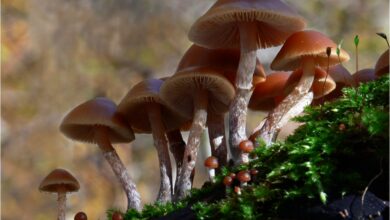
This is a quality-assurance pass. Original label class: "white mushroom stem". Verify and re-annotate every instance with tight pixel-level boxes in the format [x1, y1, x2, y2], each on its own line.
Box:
[258, 57, 315, 146]
[175, 90, 208, 200]
[57, 191, 66, 220]
[166, 129, 185, 191]
[208, 114, 227, 169]
[208, 168, 216, 183]
[95, 126, 142, 211]
[147, 103, 172, 203]
[229, 22, 258, 164]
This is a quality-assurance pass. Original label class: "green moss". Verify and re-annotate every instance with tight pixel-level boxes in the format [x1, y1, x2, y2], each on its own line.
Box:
[115, 75, 389, 220]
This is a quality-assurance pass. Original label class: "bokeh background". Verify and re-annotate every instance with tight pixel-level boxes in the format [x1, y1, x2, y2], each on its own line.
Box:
[2, 0, 388, 219]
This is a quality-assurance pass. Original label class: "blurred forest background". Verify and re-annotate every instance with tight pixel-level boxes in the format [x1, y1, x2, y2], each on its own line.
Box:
[1, 0, 388, 219]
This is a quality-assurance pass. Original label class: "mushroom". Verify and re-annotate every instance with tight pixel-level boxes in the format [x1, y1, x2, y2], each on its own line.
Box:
[258, 30, 349, 146]
[223, 176, 233, 187]
[39, 168, 80, 220]
[353, 68, 376, 84]
[312, 64, 354, 105]
[118, 78, 188, 203]
[74, 211, 88, 220]
[204, 156, 219, 182]
[239, 140, 254, 164]
[188, 0, 306, 162]
[161, 45, 235, 200]
[60, 97, 141, 211]
[234, 186, 242, 195]
[166, 129, 186, 188]
[237, 170, 251, 187]
[112, 212, 124, 220]
[374, 49, 389, 77]
[249, 71, 291, 112]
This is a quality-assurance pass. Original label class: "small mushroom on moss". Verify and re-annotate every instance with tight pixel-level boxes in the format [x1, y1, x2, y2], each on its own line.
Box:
[112, 212, 124, 220]
[60, 97, 141, 211]
[74, 211, 87, 220]
[239, 140, 254, 164]
[237, 170, 251, 187]
[39, 168, 80, 220]
[223, 176, 233, 187]
[204, 156, 219, 182]
[353, 68, 376, 84]
[234, 186, 242, 195]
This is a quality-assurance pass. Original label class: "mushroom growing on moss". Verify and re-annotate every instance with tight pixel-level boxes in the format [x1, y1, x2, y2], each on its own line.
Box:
[118, 78, 188, 203]
[39, 168, 80, 220]
[189, 0, 306, 162]
[239, 140, 254, 164]
[60, 97, 141, 211]
[258, 30, 349, 146]
[204, 156, 219, 182]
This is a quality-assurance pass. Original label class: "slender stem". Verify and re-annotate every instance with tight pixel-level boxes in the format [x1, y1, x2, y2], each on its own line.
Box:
[208, 114, 227, 170]
[258, 57, 315, 146]
[320, 52, 331, 112]
[95, 126, 142, 211]
[175, 90, 208, 200]
[229, 22, 258, 164]
[166, 129, 185, 194]
[147, 103, 172, 203]
[57, 191, 66, 220]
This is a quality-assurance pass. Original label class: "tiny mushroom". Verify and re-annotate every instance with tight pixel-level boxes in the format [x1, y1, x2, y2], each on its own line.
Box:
[189, 0, 306, 163]
[39, 168, 80, 220]
[374, 49, 389, 77]
[204, 156, 219, 182]
[74, 211, 88, 220]
[161, 45, 235, 200]
[237, 170, 251, 187]
[258, 30, 349, 146]
[239, 140, 254, 163]
[223, 176, 233, 187]
[112, 212, 124, 220]
[234, 186, 242, 195]
[60, 97, 141, 211]
[118, 78, 188, 203]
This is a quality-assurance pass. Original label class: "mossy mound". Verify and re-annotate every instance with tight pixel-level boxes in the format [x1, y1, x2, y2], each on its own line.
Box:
[109, 75, 389, 220]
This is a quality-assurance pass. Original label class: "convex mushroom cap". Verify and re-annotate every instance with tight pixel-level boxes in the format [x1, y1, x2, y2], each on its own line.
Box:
[177, 45, 266, 86]
[375, 49, 389, 77]
[353, 68, 376, 84]
[271, 30, 350, 71]
[249, 71, 290, 111]
[204, 156, 219, 169]
[284, 67, 336, 99]
[117, 78, 187, 133]
[161, 47, 235, 119]
[39, 168, 80, 193]
[189, 0, 306, 49]
[60, 97, 134, 144]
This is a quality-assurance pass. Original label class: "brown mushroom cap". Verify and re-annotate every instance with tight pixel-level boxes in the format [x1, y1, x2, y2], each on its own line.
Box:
[60, 97, 134, 144]
[237, 170, 251, 183]
[161, 49, 235, 119]
[178, 44, 266, 87]
[271, 30, 350, 71]
[353, 68, 376, 84]
[283, 67, 336, 99]
[189, 0, 306, 49]
[117, 78, 188, 133]
[327, 64, 354, 86]
[239, 140, 254, 153]
[375, 49, 389, 77]
[223, 176, 233, 186]
[249, 71, 290, 111]
[39, 168, 80, 193]
[204, 156, 219, 169]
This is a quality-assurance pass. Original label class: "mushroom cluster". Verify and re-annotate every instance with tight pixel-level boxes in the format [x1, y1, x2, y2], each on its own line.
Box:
[40, 0, 389, 214]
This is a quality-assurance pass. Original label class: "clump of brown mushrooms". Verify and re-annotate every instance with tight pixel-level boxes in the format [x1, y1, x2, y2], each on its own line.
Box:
[161, 45, 235, 200]
[39, 168, 80, 220]
[118, 78, 188, 203]
[60, 97, 141, 211]
[188, 0, 306, 163]
[257, 30, 349, 146]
